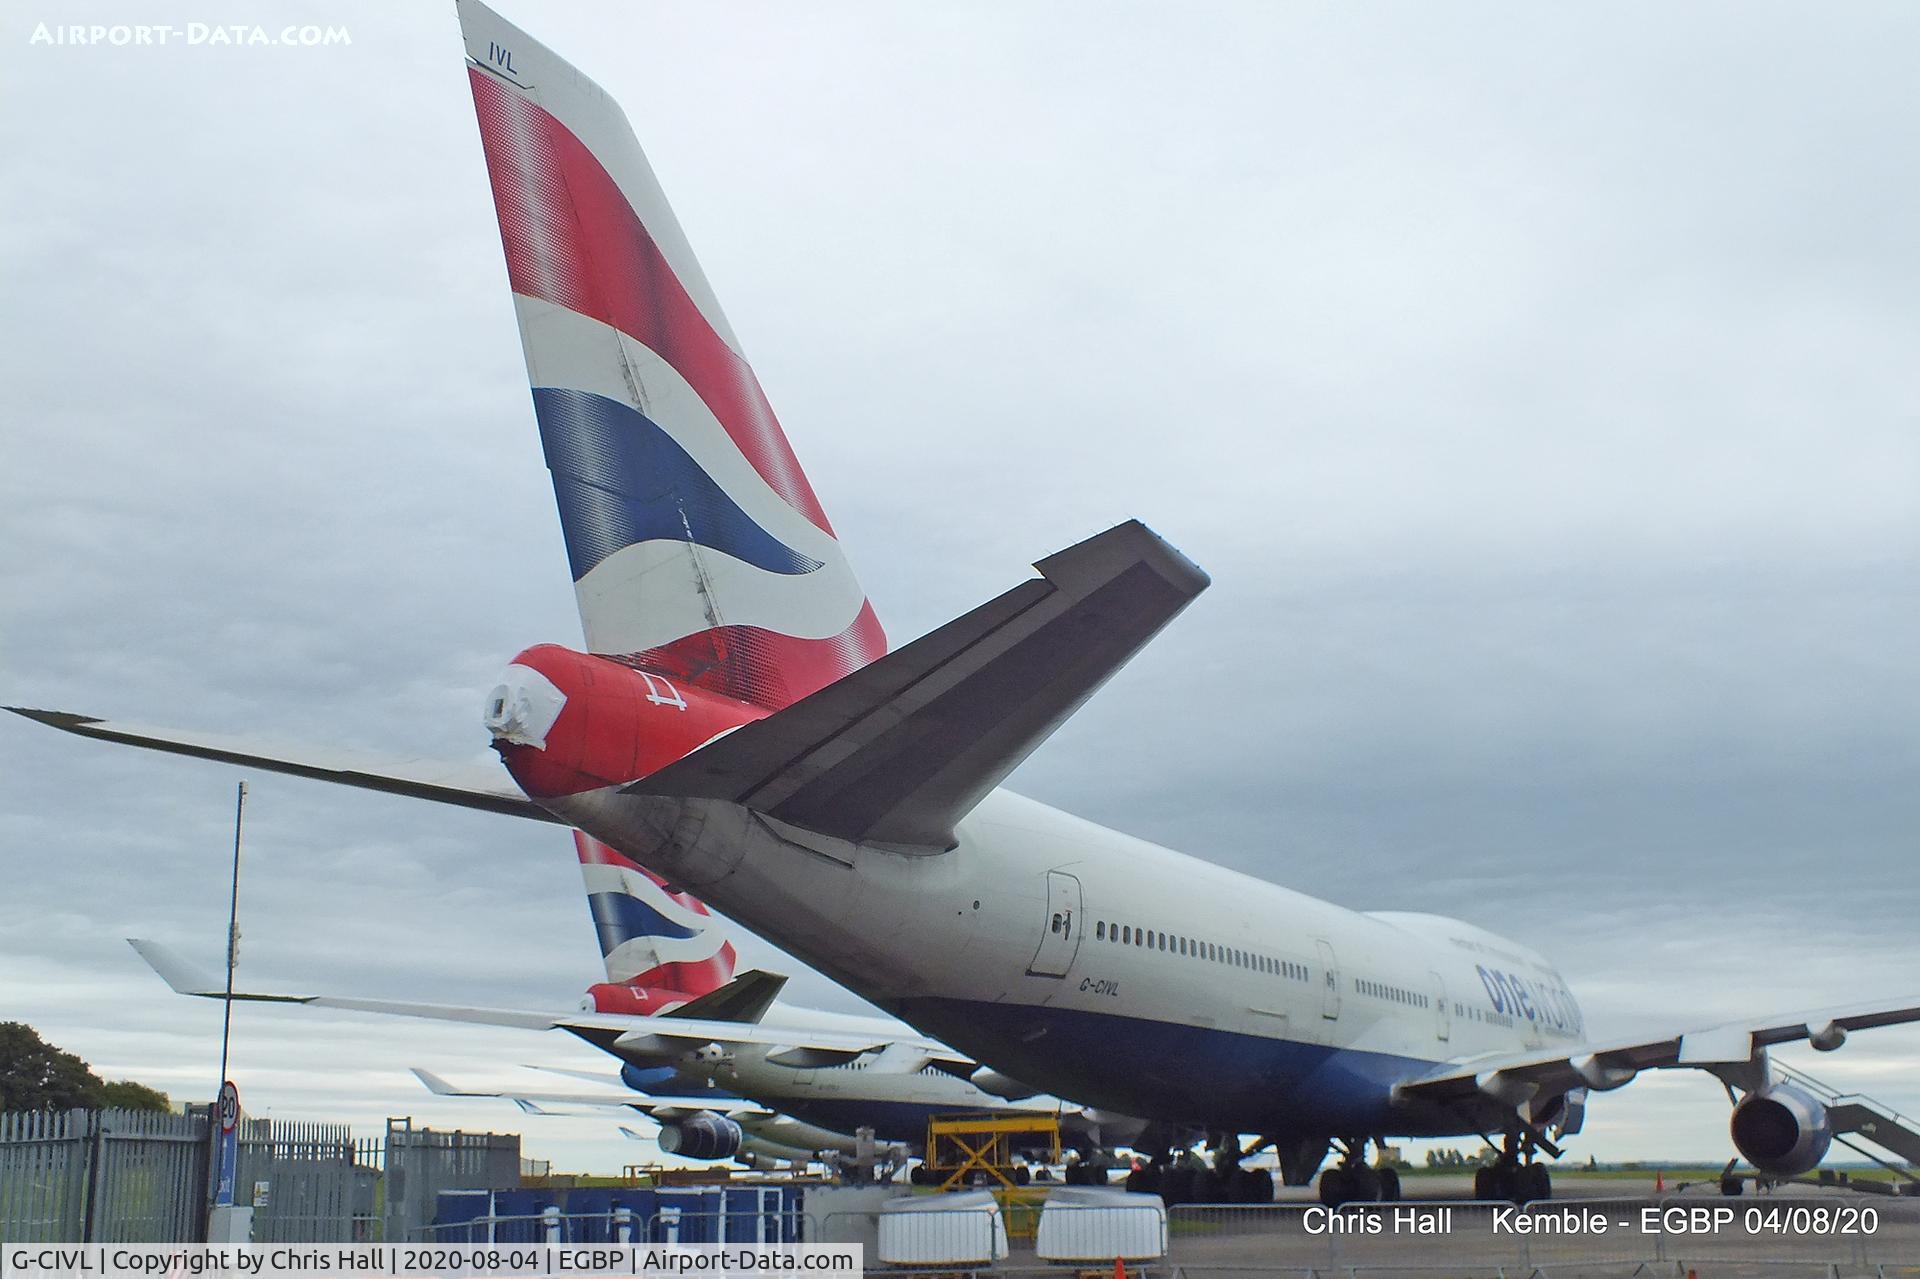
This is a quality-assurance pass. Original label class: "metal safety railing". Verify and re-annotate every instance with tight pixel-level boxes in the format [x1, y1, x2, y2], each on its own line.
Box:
[411, 1207, 812, 1246]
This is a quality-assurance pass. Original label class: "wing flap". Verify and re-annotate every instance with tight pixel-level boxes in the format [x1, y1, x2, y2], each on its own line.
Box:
[129, 938, 933, 1054]
[411, 1068, 770, 1118]
[628, 520, 1208, 848]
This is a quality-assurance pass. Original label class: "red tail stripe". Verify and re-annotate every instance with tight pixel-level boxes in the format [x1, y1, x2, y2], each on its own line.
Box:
[469, 68, 833, 535]
[623, 599, 887, 710]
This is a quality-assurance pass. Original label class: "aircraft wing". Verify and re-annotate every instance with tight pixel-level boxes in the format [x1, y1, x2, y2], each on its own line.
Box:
[9, 708, 554, 822]
[128, 939, 925, 1056]
[625, 520, 1208, 850]
[1397, 995, 1920, 1104]
[411, 1069, 773, 1121]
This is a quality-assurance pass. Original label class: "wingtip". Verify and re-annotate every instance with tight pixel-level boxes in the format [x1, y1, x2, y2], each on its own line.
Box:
[6, 706, 105, 731]
[410, 1068, 460, 1095]
[127, 937, 221, 995]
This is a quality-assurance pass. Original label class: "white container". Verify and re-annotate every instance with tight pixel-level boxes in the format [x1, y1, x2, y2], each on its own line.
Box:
[1035, 1186, 1168, 1262]
[877, 1191, 1010, 1267]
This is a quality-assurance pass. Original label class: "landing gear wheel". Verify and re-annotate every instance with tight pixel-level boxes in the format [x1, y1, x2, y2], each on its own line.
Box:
[1523, 1164, 1551, 1203]
[1013, 1165, 1031, 1186]
[1473, 1166, 1496, 1201]
[909, 1164, 930, 1186]
[1377, 1167, 1401, 1203]
[1125, 1165, 1161, 1196]
[1720, 1175, 1744, 1197]
[1158, 1165, 1193, 1206]
[1228, 1167, 1273, 1203]
[1318, 1167, 1349, 1208]
[1191, 1167, 1221, 1204]
[1345, 1164, 1381, 1203]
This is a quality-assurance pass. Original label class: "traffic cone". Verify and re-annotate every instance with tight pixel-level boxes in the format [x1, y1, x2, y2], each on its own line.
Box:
[1112, 1260, 1127, 1279]
[1655, 1171, 1665, 1194]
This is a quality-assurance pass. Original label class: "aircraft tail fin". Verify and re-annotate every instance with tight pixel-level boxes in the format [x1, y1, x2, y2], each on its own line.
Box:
[625, 521, 1208, 849]
[457, 0, 885, 710]
[576, 831, 737, 1012]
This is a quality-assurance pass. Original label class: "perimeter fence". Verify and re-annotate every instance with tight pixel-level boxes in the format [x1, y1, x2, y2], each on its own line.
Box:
[0, 1108, 517, 1244]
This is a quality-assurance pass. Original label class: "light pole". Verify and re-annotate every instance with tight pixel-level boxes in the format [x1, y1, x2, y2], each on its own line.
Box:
[217, 780, 247, 1094]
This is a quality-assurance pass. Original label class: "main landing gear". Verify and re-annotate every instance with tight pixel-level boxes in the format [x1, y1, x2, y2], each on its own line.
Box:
[1472, 1129, 1554, 1204]
[1120, 1138, 1277, 1205]
[1316, 1139, 1402, 1209]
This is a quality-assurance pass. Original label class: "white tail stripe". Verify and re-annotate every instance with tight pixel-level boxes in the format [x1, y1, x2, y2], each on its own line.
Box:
[604, 935, 729, 985]
[581, 862, 717, 934]
[574, 539, 870, 657]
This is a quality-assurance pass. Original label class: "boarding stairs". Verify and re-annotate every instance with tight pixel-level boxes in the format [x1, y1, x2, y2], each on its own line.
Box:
[1773, 1060, 1920, 1192]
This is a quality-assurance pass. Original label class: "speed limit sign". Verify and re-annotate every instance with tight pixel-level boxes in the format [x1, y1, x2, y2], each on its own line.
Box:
[217, 1081, 239, 1133]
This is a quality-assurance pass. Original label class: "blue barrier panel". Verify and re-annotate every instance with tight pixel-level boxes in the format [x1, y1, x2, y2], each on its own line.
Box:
[652, 1188, 722, 1243]
[723, 1186, 789, 1243]
[491, 1189, 557, 1242]
[432, 1190, 493, 1242]
[560, 1189, 609, 1241]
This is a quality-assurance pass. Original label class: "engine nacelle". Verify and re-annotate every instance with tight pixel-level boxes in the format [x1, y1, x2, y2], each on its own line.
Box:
[657, 1111, 744, 1161]
[1730, 1083, 1833, 1176]
[619, 1063, 683, 1093]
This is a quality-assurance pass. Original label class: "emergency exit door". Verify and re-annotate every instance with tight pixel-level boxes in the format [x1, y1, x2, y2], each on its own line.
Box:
[1027, 871, 1083, 977]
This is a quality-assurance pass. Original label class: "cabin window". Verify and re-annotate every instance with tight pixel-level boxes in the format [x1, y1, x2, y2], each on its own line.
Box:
[1096, 921, 1105, 941]
[1122, 925, 1131, 944]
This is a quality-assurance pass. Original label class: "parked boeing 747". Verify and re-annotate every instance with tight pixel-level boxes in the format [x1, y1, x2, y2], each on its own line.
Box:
[19, 0, 1920, 1207]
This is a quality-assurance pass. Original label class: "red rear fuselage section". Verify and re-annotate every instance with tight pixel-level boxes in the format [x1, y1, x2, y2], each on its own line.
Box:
[495, 643, 766, 799]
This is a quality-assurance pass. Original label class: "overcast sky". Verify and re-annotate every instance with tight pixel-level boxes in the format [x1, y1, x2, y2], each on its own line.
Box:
[2, 1, 1916, 1174]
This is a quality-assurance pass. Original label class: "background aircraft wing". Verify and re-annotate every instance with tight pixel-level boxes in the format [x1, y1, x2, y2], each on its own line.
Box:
[129, 938, 929, 1056]
[625, 520, 1208, 850]
[1398, 994, 1920, 1103]
[10, 708, 554, 822]
[411, 1069, 773, 1120]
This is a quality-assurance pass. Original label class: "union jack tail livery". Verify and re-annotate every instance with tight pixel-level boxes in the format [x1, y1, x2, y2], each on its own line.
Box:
[461, 0, 885, 712]
[575, 830, 736, 1015]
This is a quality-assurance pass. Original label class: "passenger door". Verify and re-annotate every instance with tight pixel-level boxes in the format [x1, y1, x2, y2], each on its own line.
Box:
[1430, 970, 1451, 1042]
[1315, 939, 1341, 1020]
[1026, 871, 1083, 977]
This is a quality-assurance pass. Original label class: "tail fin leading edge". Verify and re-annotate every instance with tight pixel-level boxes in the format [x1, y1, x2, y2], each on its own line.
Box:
[458, 0, 885, 710]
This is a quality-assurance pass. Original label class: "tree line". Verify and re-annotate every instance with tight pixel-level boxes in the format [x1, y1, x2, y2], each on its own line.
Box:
[0, 1022, 172, 1112]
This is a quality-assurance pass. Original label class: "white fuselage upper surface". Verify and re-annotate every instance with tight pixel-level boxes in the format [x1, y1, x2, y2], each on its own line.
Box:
[551, 784, 1585, 1140]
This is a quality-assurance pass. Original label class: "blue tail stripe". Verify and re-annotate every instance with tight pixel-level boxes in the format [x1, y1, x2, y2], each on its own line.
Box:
[533, 387, 825, 581]
[588, 890, 701, 957]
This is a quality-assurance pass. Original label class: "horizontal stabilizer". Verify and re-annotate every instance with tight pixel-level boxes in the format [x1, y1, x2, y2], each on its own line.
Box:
[626, 520, 1208, 849]
[666, 969, 787, 1024]
[13, 709, 553, 822]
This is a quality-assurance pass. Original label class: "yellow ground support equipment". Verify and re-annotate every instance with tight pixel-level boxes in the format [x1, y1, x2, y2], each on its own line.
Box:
[924, 1113, 1062, 1191]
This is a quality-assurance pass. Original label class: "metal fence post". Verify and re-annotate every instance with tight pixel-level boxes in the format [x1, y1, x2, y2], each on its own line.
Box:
[79, 1110, 104, 1243]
